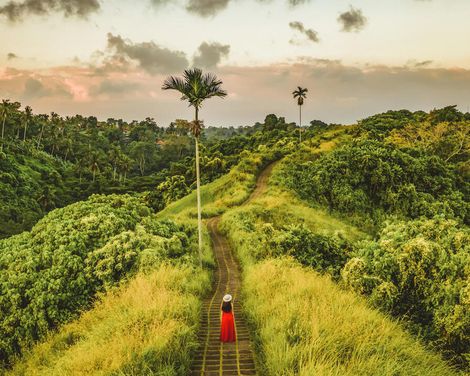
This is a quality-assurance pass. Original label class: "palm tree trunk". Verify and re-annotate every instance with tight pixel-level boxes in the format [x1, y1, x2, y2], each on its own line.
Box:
[195, 107, 203, 268]
[37, 123, 44, 148]
[1, 113, 6, 151]
[299, 104, 302, 143]
[23, 121, 27, 142]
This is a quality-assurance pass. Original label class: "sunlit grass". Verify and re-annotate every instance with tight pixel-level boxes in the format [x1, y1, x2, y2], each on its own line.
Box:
[156, 150, 273, 222]
[219, 148, 459, 375]
[8, 264, 210, 376]
[244, 258, 458, 376]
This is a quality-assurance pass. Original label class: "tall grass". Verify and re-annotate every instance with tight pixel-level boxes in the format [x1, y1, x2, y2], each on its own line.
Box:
[7, 264, 210, 376]
[220, 192, 368, 268]
[220, 160, 460, 375]
[244, 258, 458, 376]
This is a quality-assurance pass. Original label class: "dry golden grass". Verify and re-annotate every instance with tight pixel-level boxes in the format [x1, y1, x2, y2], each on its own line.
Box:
[244, 258, 459, 376]
[8, 265, 210, 376]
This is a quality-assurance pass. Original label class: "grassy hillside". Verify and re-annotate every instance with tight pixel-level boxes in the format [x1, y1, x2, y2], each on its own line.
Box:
[277, 111, 469, 367]
[157, 146, 282, 221]
[7, 265, 209, 376]
[0, 193, 213, 373]
[220, 149, 462, 374]
[245, 259, 457, 376]
[0, 146, 282, 374]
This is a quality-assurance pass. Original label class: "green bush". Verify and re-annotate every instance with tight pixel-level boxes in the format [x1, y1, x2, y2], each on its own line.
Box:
[280, 140, 469, 227]
[269, 225, 352, 277]
[342, 216, 470, 367]
[0, 194, 194, 367]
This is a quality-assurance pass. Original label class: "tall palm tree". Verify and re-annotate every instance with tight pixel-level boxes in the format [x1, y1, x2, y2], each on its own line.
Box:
[36, 114, 49, 148]
[88, 152, 100, 182]
[292, 87, 308, 142]
[162, 68, 227, 267]
[23, 105, 32, 142]
[0, 99, 10, 151]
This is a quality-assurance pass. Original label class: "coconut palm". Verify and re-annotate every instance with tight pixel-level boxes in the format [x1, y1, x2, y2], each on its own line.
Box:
[162, 68, 227, 267]
[36, 114, 49, 148]
[23, 105, 32, 142]
[88, 152, 101, 182]
[292, 86, 308, 142]
[0, 99, 10, 151]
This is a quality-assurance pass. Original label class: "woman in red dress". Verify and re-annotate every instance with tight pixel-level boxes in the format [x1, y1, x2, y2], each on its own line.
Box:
[220, 294, 236, 342]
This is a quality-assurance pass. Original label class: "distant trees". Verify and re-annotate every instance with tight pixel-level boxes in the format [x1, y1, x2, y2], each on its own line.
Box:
[263, 114, 289, 131]
[129, 141, 155, 176]
[162, 68, 227, 266]
[309, 119, 328, 129]
[388, 121, 469, 163]
[429, 105, 464, 124]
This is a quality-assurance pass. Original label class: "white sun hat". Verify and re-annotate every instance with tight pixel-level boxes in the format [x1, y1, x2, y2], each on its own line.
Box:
[223, 294, 232, 302]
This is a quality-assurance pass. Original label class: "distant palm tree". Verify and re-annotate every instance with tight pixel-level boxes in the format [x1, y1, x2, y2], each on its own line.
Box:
[292, 87, 308, 142]
[23, 105, 32, 142]
[0, 99, 10, 151]
[162, 68, 227, 267]
[37, 114, 49, 148]
[118, 155, 132, 183]
[75, 156, 88, 183]
[88, 152, 100, 182]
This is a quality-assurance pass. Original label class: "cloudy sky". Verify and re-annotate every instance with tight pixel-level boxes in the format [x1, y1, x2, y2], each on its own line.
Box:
[1, 0, 470, 126]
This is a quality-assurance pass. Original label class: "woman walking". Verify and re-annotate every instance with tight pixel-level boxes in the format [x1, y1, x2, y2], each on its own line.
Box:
[220, 294, 236, 342]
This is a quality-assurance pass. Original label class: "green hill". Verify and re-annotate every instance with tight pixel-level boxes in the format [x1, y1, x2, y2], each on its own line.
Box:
[1, 107, 468, 374]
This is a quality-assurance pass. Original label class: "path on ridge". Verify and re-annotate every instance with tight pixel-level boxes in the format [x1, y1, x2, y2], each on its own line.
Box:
[191, 162, 276, 376]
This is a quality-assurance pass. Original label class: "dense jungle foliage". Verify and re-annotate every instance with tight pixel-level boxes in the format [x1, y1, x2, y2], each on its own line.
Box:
[0, 98, 299, 238]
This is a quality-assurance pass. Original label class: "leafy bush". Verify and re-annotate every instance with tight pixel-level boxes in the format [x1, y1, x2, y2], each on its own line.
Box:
[280, 140, 469, 227]
[0, 194, 194, 367]
[237, 221, 353, 277]
[342, 216, 470, 367]
[267, 224, 353, 277]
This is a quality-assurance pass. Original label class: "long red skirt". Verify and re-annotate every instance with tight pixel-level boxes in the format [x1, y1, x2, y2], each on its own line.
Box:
[220, 311, 236, 342]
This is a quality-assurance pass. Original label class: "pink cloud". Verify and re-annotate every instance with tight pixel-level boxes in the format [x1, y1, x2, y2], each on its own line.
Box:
[0, 60, 469, 126]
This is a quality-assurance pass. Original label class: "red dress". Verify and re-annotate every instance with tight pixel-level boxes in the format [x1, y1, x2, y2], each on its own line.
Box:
[220, 310, 236, 342]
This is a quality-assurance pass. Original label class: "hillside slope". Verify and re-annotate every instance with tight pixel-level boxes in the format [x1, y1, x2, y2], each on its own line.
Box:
[220, 145, 462, 375]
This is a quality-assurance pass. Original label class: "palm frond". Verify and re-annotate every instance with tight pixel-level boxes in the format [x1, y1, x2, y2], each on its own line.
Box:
[292, 86, 308, 99]
[162, 68, 226, 110]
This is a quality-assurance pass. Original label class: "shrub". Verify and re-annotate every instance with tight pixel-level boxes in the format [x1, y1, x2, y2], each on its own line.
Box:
[0, 194, 193, 366]
[342, 216, 470, 367]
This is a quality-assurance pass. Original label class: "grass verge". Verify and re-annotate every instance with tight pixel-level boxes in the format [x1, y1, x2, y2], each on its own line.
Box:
[7, 264, 210, 376]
